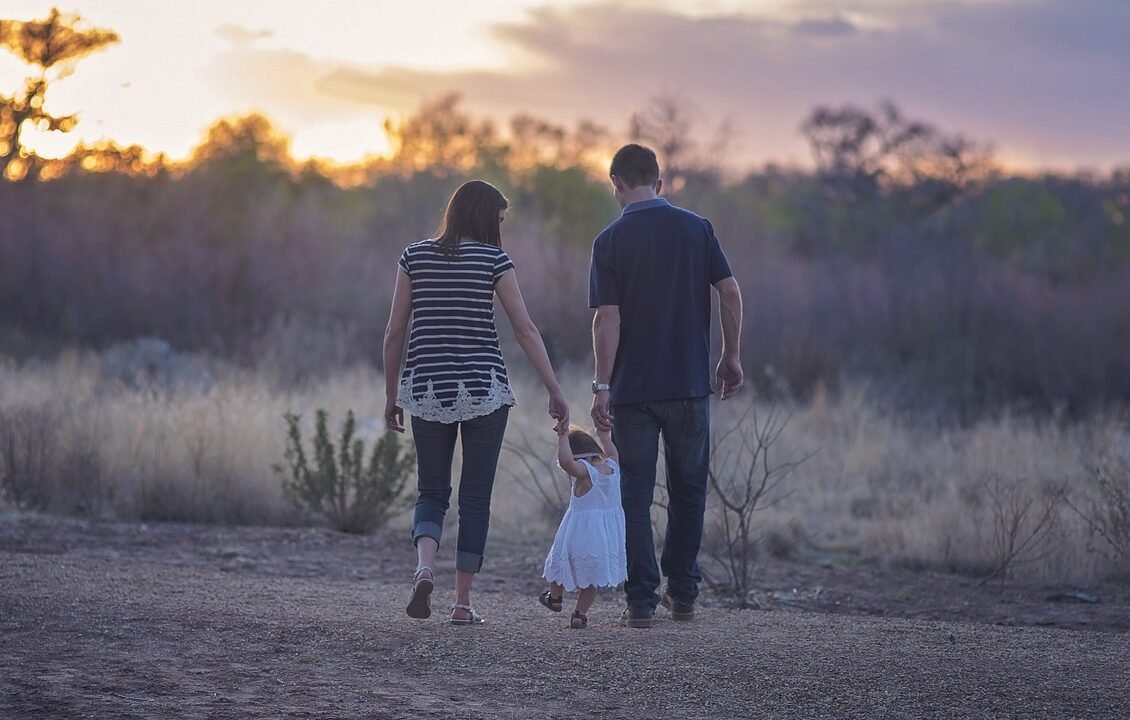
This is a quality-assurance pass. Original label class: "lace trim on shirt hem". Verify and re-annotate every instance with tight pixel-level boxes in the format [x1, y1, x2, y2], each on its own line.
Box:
[398, 368, 517, 424]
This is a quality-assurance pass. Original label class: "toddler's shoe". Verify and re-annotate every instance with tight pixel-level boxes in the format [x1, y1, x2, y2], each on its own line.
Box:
[538, 590, 562, 612]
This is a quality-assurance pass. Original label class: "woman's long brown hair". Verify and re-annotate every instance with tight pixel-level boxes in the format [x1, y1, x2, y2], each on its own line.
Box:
[435, 180, 509, 257]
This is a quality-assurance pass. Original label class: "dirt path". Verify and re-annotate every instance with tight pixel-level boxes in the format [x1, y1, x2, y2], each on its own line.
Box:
[2, 515, 1128, 719]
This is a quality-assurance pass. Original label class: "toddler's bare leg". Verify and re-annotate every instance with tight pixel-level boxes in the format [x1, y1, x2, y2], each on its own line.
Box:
[575, 586, 597, 615]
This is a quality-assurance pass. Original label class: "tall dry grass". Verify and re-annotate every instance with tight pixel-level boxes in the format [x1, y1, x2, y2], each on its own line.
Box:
[1, 350, 1127, 584]
[0, 350, 386, 525]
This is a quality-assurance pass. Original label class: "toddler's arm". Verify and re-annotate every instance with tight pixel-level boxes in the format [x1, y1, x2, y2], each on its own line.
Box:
[596, 427, 619, 464]
[557, 426, 588, 480]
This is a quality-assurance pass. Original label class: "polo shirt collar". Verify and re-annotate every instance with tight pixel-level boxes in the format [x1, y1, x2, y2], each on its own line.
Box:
[622, 197, 671, 216]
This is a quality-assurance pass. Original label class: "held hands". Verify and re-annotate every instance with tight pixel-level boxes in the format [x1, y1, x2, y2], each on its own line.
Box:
[715, 353, 745, 401]
[547, 388, 569, 434]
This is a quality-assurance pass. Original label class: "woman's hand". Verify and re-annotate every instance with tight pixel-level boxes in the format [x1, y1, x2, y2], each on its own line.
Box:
[384, 401, 405, 433]
[548, 388, 569, 434]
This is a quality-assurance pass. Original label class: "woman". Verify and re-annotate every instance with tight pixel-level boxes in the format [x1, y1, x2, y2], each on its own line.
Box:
[383, 179, 569, 625]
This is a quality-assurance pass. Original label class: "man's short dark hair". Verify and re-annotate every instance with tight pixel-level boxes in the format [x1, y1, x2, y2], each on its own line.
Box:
[610, 143, 660, 188]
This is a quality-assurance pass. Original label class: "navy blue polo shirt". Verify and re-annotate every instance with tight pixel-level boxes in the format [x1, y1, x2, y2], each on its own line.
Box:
[588, 197, 733, 405]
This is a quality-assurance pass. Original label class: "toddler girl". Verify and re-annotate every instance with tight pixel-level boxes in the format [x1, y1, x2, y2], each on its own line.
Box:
[539, 425, 627, 628]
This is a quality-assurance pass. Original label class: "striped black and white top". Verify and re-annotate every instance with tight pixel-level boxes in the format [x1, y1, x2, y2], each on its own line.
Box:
[396, 240, 518, 423]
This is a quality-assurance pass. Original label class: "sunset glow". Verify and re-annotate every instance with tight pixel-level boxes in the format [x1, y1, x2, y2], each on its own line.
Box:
[0, 0, 576, 163]
[2, 0, 1128, 170]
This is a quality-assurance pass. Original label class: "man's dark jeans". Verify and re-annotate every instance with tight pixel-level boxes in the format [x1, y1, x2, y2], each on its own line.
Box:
[613, 397, 710, 612]
[410, 406, 509, 574]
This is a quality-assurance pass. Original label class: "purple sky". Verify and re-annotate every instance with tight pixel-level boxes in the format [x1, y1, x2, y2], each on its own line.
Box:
[278, 0, 1128, 170]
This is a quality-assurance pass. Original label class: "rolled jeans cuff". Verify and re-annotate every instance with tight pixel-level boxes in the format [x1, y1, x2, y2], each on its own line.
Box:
[413, 521, 443, 547]
[455, 550, 484, 573]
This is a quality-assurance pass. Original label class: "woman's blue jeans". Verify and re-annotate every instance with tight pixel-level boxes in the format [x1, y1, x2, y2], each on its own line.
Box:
[410, 406, 509, 573]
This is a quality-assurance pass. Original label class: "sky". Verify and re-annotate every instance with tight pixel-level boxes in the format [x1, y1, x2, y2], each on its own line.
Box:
[1, 0, 1128, 170]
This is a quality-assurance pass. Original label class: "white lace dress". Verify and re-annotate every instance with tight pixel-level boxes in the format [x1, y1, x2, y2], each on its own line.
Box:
[542, 459, 628, 591]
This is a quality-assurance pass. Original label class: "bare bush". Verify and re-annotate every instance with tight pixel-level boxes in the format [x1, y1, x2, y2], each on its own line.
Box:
[0, 406, 56, 510]
[500, 427, 570, 526]
[976, 474, 1066, 586]
[702, 400, 811, 606]
[58, 427, 112, 520]
[1066, 463, 1130, 580]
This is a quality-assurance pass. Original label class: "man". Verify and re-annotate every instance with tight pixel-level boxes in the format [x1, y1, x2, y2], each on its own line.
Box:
[589, 143, 744, 628]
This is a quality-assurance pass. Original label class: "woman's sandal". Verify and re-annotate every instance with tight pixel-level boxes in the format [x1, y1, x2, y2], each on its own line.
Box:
[450, 603, 485, 625]
[538, 590, 563, 613]
[406, 567, 433, 619]
[569, 611, 588, 629]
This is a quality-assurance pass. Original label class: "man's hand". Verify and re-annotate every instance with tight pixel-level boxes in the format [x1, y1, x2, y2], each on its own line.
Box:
[591, 390, 614, 431]
[715, 353, 744, 400]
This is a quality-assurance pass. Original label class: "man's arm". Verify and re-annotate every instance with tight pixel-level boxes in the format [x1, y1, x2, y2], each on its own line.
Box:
[590, 304, 620, 430]
[714, 276, 744, 400]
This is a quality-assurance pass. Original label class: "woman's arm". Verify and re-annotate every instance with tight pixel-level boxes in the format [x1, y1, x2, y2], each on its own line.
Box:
[382, 267, 412, 432]
[495, 269, 569, 431]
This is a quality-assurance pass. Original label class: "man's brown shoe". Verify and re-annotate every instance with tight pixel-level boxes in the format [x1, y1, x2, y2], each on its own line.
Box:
[660, 587, 695, 621]
[619, 607, 654, 628]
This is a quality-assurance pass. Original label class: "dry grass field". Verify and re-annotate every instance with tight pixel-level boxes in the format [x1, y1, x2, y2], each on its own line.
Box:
[2, 349, 1127, 586]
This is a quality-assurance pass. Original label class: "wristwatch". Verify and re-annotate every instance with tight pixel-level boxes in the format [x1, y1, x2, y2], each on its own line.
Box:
[591, 380, 610, 393]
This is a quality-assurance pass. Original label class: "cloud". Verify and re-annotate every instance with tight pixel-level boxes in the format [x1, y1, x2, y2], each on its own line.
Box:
[208, 26, 381, 126]
[791, 15, 860, 37]
[213, 1, 1130, 168]
[214, 24, 274, 46]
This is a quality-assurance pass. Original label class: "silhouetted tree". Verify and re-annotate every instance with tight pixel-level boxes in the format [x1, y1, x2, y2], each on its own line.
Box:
[382, 93, 502, 177]
[629, 94, 729, 197]
[0, 8, 118, 181]
[507, 114, 568, 170]
[801, 100, 994, 213]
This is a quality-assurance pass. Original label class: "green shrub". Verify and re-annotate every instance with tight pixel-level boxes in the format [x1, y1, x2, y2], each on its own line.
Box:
[274, 409, 415, 534]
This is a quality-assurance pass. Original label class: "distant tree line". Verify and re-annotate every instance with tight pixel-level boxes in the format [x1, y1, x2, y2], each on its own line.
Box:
[2, 7, 1130, 419]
